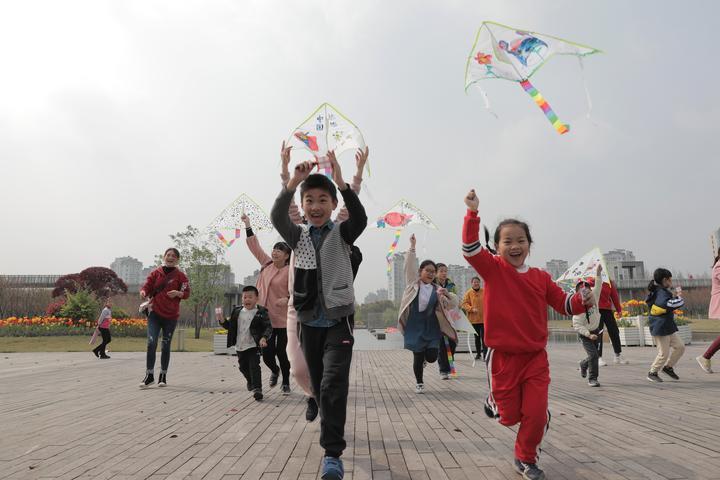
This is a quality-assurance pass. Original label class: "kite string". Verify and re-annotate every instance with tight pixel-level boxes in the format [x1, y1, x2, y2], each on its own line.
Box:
[578, 56, 593, 120]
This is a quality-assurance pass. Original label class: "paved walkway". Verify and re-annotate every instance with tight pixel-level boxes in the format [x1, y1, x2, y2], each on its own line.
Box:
[1, 341, 718, 479]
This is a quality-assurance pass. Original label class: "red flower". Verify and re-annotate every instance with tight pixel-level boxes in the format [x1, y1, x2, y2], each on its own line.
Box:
[475, 52, 492, 65]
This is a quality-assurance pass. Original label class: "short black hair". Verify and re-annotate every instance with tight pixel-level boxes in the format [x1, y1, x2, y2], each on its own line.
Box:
[436, 263, 447, 269]
[419, 259, 437, 272]
[164, 247, 181, 259]
[471, 276, 481, 282]
[242, 285, 259, 295]
[300, 174, 338, 202]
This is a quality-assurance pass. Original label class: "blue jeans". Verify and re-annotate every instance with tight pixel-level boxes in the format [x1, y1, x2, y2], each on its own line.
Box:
[146, 312, 177, 373]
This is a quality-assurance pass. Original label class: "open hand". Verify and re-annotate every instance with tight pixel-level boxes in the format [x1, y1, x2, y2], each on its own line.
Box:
[465, 189, 479, 211]
[280, 141, 292, 169]
[355, 146, 369, 175]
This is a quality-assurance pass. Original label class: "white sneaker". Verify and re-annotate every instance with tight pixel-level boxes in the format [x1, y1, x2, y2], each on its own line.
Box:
[598, 358, 607, 367]
[415, 383, 425, 394]
[696, 356, 714, 373]
[440, 372, 450, 380]
[614, 355, 629, 365]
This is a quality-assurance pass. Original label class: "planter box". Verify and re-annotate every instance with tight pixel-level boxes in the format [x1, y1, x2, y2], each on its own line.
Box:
[643, 324, 692, 346]
[213, 334, 233, 355]
[618, 327, 642, 346]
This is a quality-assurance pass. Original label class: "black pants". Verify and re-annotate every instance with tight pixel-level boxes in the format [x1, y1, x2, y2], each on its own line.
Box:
[300, 317, 354, 458]
[238, 347, 262, 391]
[579, 333, 601, 381]
[413, 348, 439, 384]
[437, 336, 457, 374]
[472, 323, 487, 358]
[93, 328, 111, 357]
[598, 309, 622, 357]
[262, 327, 291, 385]
[146, 312, 177, 373]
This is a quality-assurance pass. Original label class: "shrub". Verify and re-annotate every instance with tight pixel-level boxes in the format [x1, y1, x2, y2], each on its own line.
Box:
[46, 298, 66, 316]
[111, 307, 130, 319]
[59, 290, 100, 321]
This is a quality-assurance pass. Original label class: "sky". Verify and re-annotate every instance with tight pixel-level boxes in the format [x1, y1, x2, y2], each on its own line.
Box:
[1, 0, 719, 300]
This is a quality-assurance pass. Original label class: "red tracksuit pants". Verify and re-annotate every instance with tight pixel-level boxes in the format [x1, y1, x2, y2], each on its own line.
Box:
[485, 348, 550, 464]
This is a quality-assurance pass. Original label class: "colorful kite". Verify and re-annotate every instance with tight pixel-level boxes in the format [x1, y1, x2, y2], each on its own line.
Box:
[464, 21, 600, 134]
[373, 199, 437, 274]
[287, 103, 367, 177]
[445, 307, 479, 367]
[207, 193, 273, 248]
[555, 247, 610, 290]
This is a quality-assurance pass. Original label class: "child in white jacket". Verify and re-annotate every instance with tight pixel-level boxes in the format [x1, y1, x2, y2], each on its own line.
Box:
[572, 265, 604, 387]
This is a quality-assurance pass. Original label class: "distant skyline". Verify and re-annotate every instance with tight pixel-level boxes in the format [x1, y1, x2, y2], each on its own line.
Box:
[2, 1, 719, 301]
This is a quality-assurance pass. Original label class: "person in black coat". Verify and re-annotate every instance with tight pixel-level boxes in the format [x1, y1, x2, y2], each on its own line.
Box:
[217, 286, 273, 401]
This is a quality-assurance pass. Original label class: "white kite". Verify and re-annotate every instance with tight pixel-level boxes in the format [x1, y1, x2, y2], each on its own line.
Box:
[207, 193, 273, 247]
[556, 247, 610, 289]
[287, 103, 367, 176]
[445, 306, 480, 366]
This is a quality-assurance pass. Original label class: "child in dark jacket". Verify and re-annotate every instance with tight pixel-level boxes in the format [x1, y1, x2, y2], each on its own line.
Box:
[646, 268, 685, 383]
[271, 145, 367, 480]
[216, 286, 273, 401]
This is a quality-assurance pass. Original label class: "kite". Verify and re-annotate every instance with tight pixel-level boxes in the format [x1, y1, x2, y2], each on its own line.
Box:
[464, 21, 601, 134]
[373, 199, 437, 274]
[445, 306, 480, 367]
[555, 247, 610, 290]
[207, 193, 273, 248]
[288, 103, 367, 177]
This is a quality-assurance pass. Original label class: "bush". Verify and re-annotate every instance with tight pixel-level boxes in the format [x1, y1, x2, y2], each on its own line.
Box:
[46, 298, 66, 316]
[111, 307, 130, 319]
[59, 290, 100, 321]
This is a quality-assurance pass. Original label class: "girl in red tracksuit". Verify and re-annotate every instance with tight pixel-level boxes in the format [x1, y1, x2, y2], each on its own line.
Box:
[461, 190, 590, 480]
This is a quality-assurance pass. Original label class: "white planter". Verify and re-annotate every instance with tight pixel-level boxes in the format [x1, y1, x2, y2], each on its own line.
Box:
[213, 334, 232, 355]
[618, 327, 641, 346]
[643, 327, 655, 346]
[677, 325, 692, 345]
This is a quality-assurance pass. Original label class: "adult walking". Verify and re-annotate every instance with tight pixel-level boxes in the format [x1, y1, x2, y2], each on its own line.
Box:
[597, 278, 629, 366]
[242, 213, 292, 393]
[139, 248, 190, 388]
[697, 248, 720, 373]
[461, 276, 486, 360]
[92, 299, 113, 359]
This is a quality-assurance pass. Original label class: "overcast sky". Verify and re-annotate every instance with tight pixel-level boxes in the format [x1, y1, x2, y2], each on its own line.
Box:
[1, 0, 718, 300]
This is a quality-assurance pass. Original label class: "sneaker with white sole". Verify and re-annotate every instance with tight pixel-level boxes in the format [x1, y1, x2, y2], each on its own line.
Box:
[415, 383, 424, 394]
[598, 358, 607, 367]
[440, 372, 450, 380]
[588, 379, 600, 387]
[696, 356, 713, 373]
[514, 459, 546, 480]
[614, 355, 629, 365]
[139, 373, 155, 389]
[158, 373, 167, 387]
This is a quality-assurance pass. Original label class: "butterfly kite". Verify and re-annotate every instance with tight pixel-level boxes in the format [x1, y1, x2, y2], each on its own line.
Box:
[373, 199, 437, 274]
[207, 193, 273, 248]
[464, 21, 601, 134]
[555, 247, 610, 291]
[288, 103, 367, 177]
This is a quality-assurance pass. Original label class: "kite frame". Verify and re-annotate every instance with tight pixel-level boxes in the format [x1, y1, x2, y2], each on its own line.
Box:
[374, 198, 439, 231]
[206, 193, 274, 233]
[464, 20, 602, 92]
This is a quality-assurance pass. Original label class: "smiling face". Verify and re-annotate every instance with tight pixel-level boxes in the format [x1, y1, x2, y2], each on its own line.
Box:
[436, 266, 448, 283]
[271, 247, 290, 265]
[497, 224, 530, 268]
[163, 249, 179, 267]
[242, 290, 258, 310]
[301, 187, 338, 227]
[419, 264, 436, 284]
[471, 278, 481, 290]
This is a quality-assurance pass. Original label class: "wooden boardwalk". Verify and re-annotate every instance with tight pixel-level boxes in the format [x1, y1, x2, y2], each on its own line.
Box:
[1, 341, 719, 480]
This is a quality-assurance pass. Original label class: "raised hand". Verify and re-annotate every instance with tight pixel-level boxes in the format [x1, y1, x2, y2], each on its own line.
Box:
[465, 189, 479, 211]
[355, 146, 369, 175]
[280, 141, 292, 170]
[328, 150, 347, 190]
[409, 233, 416, 249]
[287, 160, 314, 191]
[241, 213, 251, 228]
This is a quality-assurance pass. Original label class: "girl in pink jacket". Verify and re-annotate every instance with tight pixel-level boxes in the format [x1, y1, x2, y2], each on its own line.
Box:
[697, 248, 720, 373]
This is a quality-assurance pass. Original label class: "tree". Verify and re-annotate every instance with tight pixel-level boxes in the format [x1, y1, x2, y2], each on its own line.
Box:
[169, 225, 228, 339]
[52, 268, 127, 299]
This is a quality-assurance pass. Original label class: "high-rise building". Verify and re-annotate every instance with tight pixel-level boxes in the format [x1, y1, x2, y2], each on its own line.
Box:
[604, 249, 646, 281]
[545, 259, 569, 281]
[243, 269, 260, 288]
[447, 264, 479, 296]
[388, 252, 407, 304]
[110, 256, 144, 286]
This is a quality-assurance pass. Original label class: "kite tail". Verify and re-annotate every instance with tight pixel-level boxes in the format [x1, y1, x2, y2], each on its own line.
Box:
[519, 79, 569, 135]
[386, 228, 403, 275]
[578, 56, 593, 120]
[445, 336, 457, 378]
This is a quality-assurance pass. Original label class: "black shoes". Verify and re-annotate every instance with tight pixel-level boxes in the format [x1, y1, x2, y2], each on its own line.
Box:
[662, 366, 679, 380]
[253, 389, 264, 401]
[306, 397, 319, 422]
[93, 349, 100, 358]
[158, 373, 167, 387]
[647, 371, 663, 383]
[140, 374, 155, 388]
[483, 397, 499, 419]
[269, 372, 279, 388]
[514, 459, 546, 480]
[281, 384, 291, 395]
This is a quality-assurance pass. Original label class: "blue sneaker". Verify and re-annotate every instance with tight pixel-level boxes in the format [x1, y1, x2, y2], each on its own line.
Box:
[321, 456, 344, 480]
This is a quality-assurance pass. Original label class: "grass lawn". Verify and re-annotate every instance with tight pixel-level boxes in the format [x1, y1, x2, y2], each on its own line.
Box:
[549, 318, 719, 332]
[0, 328, 215, 352]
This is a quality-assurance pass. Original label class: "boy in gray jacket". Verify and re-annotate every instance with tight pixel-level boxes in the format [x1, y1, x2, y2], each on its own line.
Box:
[271, 145, 367, 480]
[572, 265, 604, 387]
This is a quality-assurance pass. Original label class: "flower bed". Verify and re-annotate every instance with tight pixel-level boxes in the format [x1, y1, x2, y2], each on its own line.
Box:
[0, 316, 147, 337]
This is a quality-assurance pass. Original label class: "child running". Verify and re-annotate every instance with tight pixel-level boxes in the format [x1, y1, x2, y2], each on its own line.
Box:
[571, 266, 604, 387]
[646, 268, 685, 383]
[271, 145, 367, 480]
[398, 235, 458, 393]
[696, 248, 720, 373]
[434, 263, 458, 380]
[461, 189, 592, 480]
[216, 286, 273, 401]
